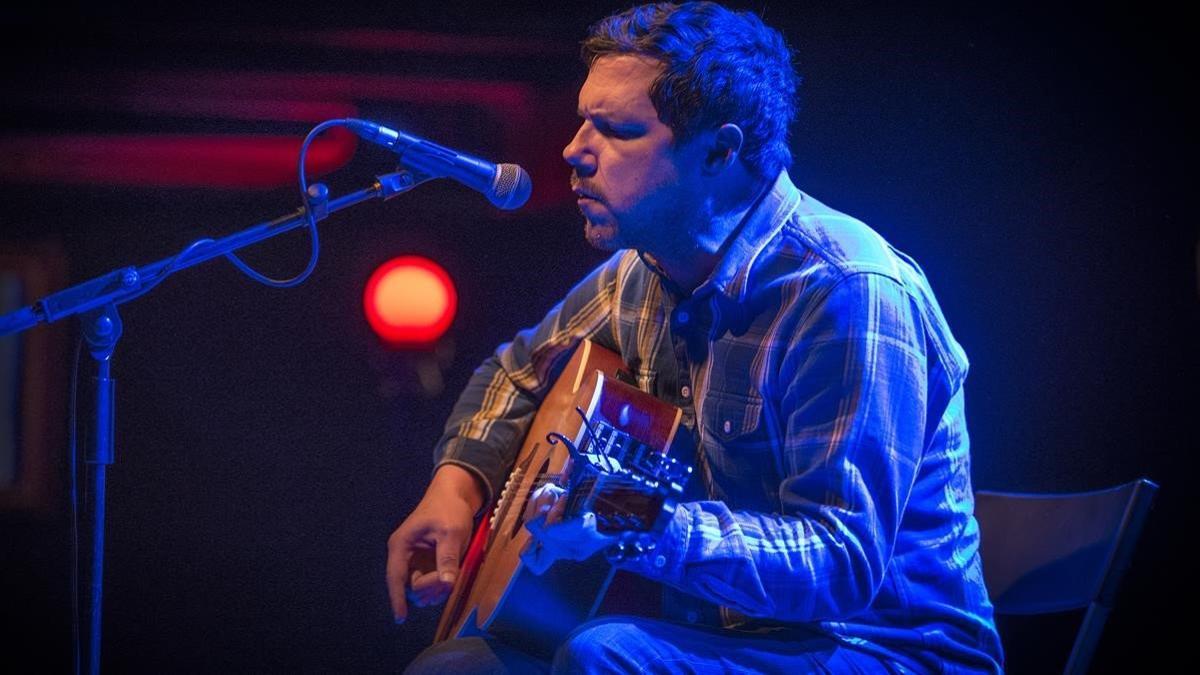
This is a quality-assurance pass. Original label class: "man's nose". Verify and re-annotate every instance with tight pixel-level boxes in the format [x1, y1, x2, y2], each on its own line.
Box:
[562, 128, 596, 176]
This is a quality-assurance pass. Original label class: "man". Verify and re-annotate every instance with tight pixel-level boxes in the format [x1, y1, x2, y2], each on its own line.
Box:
[389, 2, 1004, 672]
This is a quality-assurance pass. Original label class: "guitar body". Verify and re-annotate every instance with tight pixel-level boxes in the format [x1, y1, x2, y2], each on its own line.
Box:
[434, 341, 685, 658]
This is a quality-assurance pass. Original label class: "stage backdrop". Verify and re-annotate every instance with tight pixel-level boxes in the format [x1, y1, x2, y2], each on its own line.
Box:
[1, 2, 1191, 672]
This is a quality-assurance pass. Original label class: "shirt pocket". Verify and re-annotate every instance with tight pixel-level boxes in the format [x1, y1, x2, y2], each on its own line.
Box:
[699, 390, 777, 507]
[702, 390, 764, 444]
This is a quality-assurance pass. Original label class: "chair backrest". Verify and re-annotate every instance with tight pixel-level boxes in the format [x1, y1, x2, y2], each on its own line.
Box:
[974, 478, 1158, 674]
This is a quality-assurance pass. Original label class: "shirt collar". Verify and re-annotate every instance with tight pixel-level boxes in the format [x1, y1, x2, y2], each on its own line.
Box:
[695, 169, 802, 303]
[638, 170, 801, 304]
[637, 171, 802, 339]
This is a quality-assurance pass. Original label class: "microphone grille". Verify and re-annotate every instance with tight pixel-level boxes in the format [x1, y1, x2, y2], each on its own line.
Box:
[491, 164, 533, 210]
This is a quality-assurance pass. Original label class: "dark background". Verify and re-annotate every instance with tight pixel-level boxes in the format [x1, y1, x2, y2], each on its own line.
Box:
[1, 1, 1192, 672]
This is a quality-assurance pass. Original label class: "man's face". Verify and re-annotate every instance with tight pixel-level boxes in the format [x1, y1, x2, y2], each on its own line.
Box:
[563, 54, 700, 253]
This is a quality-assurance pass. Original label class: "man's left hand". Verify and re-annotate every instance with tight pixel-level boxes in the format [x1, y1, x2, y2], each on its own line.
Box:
[520, 484, 617, 575]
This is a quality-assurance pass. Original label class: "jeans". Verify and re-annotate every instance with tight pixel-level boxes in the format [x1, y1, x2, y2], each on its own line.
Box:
[405, 615, 896, 674]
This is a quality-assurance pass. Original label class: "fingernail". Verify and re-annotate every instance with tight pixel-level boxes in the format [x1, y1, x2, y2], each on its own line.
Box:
[440, 572, 456, 584]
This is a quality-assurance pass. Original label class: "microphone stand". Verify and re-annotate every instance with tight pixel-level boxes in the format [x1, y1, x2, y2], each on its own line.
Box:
[0, 169, 423, 674]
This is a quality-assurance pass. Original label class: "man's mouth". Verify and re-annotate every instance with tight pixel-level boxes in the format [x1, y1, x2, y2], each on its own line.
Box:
[571, 183, 602, 202]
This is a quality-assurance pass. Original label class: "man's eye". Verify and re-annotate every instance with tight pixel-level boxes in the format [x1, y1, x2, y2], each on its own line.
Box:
[594, 121, 630, 139]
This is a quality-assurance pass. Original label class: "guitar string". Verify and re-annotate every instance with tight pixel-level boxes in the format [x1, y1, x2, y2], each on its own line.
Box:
[502, 453, 681, 494]
[501, 473, 654, 497]
[497, 473, 672, 517]
[517, 491, 665, 530]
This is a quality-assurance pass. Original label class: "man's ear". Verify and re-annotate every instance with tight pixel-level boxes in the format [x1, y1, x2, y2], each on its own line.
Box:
[702, 123, 744, 175]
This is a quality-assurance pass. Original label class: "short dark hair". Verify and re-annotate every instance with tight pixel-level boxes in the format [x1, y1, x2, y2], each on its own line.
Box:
[581, 2, 799, 178]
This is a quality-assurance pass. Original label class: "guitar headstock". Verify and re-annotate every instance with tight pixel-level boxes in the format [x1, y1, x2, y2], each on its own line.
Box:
[546, 405, 693, 540]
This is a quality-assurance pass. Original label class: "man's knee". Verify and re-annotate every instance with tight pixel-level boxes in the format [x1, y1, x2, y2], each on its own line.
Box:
[552, 617, 655, 674]
[406, 636, 548, 675]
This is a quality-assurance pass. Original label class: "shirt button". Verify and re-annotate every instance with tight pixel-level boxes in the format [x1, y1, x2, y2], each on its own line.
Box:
[686, 610, 699, 624]
[680, 385, 691, 399]
[723, 420, 733, 434]
[676, 310, 690, 324]
[654, 554, 667, 568]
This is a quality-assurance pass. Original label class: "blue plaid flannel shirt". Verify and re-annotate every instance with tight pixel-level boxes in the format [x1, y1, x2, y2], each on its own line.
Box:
[434, 171, 1004, 673]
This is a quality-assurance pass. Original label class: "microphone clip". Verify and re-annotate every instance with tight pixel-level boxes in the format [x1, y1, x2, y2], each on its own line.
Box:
[376, 168, 434, 201]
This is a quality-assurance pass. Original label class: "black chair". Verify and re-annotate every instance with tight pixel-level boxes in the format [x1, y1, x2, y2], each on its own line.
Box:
[973, 478, 1158, 674]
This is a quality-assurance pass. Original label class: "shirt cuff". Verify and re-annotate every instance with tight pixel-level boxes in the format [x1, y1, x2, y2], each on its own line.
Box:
[433, 436, 507, 512]
[614, 500, 692, 585]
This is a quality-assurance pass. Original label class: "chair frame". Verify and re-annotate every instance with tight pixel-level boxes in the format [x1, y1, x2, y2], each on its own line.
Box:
[974, 478, 1158, 675]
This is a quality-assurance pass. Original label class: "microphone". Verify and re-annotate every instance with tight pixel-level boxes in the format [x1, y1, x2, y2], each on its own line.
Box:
[344, 118, 532, 210]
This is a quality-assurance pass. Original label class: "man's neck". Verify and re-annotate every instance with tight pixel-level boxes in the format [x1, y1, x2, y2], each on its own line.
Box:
[649, 175, 771, 295]
[650, 241, 726, 297]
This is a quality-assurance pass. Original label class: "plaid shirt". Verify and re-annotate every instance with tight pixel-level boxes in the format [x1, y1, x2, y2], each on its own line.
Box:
[435, 171, 1003, 673]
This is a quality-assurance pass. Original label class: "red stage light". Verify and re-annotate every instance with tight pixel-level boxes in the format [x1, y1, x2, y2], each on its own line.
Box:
[363, 256, 457, 345]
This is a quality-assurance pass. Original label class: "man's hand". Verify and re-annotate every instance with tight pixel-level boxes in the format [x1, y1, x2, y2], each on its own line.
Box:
[520, 483, 617, 575]
[386, 464, 484, 624]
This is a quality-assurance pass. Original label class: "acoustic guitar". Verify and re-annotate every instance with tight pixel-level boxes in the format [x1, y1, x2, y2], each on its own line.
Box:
[433, 340, 692, 657]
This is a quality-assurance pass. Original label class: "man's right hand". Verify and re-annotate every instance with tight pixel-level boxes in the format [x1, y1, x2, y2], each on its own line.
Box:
[386, 463, 484, 624]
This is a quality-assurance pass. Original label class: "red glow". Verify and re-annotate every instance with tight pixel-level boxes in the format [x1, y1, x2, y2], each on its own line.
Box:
[363, 257, 457, 345]
[0, 129, 357, 189]
[83, 71, 537, 111]
[230, 28, 573, 57]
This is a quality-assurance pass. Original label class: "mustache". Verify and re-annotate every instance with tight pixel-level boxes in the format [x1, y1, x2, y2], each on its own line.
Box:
[569, 177, 604, 202]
